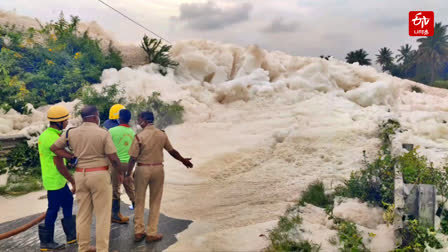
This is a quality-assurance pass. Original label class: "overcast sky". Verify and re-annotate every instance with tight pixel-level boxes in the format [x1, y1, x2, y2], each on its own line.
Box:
[1, 0, 447, 61]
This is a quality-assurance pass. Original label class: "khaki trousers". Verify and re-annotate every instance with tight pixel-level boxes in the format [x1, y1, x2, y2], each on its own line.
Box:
[74, 170, 112, 252]
[134, 165, 164, 235]
[111, 163, 135, 202]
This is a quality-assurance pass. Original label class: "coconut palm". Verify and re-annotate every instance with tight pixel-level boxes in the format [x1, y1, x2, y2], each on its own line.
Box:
[396, 44, 413, 63]
[345, 49, 371, 66]
[376, 47, 394, 72]
[416, 22, 448, 83]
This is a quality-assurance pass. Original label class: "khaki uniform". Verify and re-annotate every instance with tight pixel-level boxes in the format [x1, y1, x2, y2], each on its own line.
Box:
[111, 163, 135, 202]
[54, 122, 117, 252]
[128, 125, 173, 235]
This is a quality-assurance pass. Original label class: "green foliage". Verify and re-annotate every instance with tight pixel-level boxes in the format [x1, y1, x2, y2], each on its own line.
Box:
[376, 47, 394, 72]
[141, 35, 178, 76]
[431, 80, 448, 89]
[345, 49, 372, 66]
[4, 142, 40, 177]
[298, 181, 333, 208]
[416, 23, 448, 84]
[383, 202, 395, 226]
[378, 119, 400, 153]
[441, 210, 448, 235]
[398, 148, 437, 184]
[265, 214, 320, 252]
[127, 92, 184, 129]
[336, 221, 369, 252]
[335, 120, 401, 207]
[0, 175, 42, 196]
[0, 13, 122, 112]
[335, 150, 395, 207]
[75, 84, 126, 122]
[394, 220, 442, 251]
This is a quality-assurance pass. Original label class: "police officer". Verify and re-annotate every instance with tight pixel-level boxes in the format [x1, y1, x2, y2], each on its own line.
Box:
[38, 105, 76, 251]
[51, 106, 122, 252]
[125, 111, 193, 243]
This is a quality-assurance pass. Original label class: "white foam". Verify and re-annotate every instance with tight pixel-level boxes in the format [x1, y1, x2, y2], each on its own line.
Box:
[2, 13, 448, 250]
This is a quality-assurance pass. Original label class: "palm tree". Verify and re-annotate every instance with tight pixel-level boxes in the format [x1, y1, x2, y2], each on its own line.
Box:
[345, 49, 371, 66]
[416, 22, 448, 84]
[395, 44, 417, 78]
[396, 44, 413, 63]
[376, 47, 394, 72]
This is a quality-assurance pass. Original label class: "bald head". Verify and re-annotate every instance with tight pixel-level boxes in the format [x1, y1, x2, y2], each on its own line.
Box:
[81, 105, 99, 123]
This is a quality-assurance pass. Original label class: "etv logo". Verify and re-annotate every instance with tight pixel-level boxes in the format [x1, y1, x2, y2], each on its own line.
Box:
[409, 11, 434, 36]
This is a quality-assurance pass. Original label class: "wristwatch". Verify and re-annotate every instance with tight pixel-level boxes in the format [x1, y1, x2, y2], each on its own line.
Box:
[125, 171, 131, 177]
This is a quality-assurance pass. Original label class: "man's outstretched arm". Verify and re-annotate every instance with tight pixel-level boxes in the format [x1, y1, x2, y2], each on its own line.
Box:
[168, 149, 193, 168]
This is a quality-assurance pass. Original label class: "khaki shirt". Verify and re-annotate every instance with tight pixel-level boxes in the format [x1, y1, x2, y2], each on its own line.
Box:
[128, 125, 174, 164]
[54, 122, 117, 168]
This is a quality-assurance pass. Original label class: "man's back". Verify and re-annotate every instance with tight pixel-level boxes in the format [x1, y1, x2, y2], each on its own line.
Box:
[129, 125, 173, 164]
[38, 127, 66, 190]
[109, 125, 135, 163]
[54, 122, 116, 168]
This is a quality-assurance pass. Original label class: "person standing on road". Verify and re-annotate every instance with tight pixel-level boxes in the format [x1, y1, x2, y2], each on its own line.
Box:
[51, 105, 122, 252]
[38, 105, 76, 251]
[125, 111, 193, 243]
[109, 109, 136, 223]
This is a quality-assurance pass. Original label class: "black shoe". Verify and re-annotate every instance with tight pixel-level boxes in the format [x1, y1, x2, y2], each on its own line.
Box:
[61, 215, 77, 244]
[38, 224, 65, 251]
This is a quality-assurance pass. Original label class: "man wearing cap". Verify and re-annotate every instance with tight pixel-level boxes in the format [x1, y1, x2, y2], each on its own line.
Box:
[51, 105, 122, 252]
[104, 104, 125, 130]
[109, 109, 136, 223]
[125, 111, 193, 243]
[38, 105, 76, 251]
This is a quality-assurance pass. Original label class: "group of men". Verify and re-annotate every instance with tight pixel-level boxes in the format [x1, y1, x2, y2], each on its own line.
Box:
[37, 104, 193, 252]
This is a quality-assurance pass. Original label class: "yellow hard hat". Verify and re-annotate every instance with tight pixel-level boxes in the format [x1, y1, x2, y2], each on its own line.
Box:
[47, 105, 70, 122]
[109, 104, 125, 120]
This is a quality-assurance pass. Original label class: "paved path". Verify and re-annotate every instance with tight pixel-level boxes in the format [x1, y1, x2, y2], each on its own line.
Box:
[0, 202, 192, 252]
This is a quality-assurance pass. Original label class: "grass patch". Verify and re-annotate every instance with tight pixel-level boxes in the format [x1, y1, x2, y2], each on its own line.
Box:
[298, 181, 333, 208]
[398, 148, 437, 185]
[394, 220, 442, 251]
[0, 175, 43, 196]
[265, 209, 320, 252]
[334, 120, 400, 207]
[336, 220, 369, 252]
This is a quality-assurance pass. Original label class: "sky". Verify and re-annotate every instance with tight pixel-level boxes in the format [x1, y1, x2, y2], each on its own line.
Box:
[1, 0, 447, 62]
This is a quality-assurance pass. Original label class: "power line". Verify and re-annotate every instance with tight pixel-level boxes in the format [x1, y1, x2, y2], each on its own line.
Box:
[97, 0, 171, 44]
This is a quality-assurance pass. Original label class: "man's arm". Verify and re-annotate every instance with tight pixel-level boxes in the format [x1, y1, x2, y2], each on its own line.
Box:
[125, 156, 137, 177]
[53, 156, 76, 194]
[168, 149, 193, 168]
[107, 153, 122, 173]
[50, 144, 74, 159]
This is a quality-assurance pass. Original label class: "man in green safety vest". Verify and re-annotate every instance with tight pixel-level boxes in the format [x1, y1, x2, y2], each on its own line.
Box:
[109, 109, 136, 223]
[38, 105, 77, 251]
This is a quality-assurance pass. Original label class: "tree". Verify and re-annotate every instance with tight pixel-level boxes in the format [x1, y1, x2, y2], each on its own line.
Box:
[376, 47, 394, 72]
[416, 22, 448, 84]
[345, 49, 371, 66]
[141, 35, 178, 76]
[395, 44, 417, 79]
[396, 44, 413, 63]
